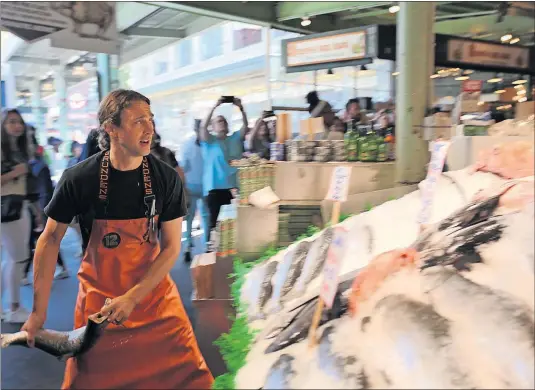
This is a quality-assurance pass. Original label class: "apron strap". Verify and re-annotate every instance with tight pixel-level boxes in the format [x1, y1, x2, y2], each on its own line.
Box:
[98, 151, 156, 219]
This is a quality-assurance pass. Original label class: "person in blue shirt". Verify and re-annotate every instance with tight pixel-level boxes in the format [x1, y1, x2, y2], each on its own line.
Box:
[200, 97, 248, 240]
[181, 119, 210, 262]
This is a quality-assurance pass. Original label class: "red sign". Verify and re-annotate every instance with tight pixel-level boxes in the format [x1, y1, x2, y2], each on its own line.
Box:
[462, 80, 483, 93]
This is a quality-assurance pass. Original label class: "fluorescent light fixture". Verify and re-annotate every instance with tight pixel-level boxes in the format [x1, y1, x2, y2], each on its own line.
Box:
[518, 96, 527, 102]
[463, 70, 474, 75]
[487, 78, 503, 83]
[495, 89, 506, 94]
[301, 17, 311, 26]
[430, 74, 439, 79]
[392, 72, 400, 76]
[510, 37, 520, 44]
[501, 33, 512, 42]
[389, 5, 400, 13]
[513, 79, 527, 85]
[455, 76, 469, 81]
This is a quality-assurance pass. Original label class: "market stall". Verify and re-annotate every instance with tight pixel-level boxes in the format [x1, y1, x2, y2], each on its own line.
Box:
[213, 139, 534, 389]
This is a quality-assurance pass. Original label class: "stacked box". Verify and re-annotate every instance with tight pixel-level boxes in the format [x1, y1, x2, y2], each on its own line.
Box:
[313, 146, 332, 162]
[286, 140, 315, 162]
[227, 218, 237, 255]
[331, 140, 347, 161]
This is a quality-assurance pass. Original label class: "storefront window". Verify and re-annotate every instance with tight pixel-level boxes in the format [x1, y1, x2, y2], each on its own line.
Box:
[200, 26, 223, 60]
[155, 61, 168, 76]
[175, 39, 192, 68]
[233, 27, 262, 50]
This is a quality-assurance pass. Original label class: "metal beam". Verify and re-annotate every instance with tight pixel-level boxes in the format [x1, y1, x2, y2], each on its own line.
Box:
[10, 56, 60, 66]
[340, 8, 393, 21]
[122, 27, 186, 38]
[276, 2, 390, 21]
[140, 1, 354, 34]
[435, 10, 497, 21]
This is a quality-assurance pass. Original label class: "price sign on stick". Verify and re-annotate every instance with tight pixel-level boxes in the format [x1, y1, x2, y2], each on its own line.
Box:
[320, 227, 349, 308]
[417, 140, 451, 228]
[308, 227, 349, 347]
[326, 166, 352, 203]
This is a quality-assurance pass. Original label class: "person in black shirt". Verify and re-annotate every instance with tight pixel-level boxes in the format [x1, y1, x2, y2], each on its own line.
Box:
[21, 89, 213, 389]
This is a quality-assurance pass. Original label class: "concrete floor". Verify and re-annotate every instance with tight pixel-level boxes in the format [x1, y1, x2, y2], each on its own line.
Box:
[1, 225, 224, 389]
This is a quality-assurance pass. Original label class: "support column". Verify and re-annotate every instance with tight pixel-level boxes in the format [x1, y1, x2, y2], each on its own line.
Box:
[30, 78, 45, 134]
[54, 69, 69, 144]
[97, 53, 111, 101]
[395, 1, 435, 184]
[264, 27, 272, 110]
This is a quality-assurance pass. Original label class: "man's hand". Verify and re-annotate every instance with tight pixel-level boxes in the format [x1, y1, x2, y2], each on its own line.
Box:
[12, 163, 28, 178]
[100, 294, 137, 325]
[216, 97, 225, 107]
[21, 312, 46, 347]
[233, 97, 243, 109]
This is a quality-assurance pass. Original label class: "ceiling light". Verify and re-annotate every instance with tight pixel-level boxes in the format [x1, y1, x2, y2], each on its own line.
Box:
[495, 89, 506, 94]
[500, 33, 512, 42]
[477, 101, 484, 106]
[430, 74, 439, 79]
[487, 77, 503, 83]
[518, 96, 527, 102]
[512, 79, 527, 85]
[509, 37, 520, 44]
[392, 72, 400, 76]
[389, 5, 400, 13]
[455, 76, 469, 81]
[463, 70, 474, 75]
[301, 17, 311, 26]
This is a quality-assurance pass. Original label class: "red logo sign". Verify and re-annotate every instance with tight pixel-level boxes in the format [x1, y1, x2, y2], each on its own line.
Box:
[462, 80, 483, 93]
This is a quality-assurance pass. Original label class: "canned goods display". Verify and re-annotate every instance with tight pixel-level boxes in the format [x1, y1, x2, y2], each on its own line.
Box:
[270, 142, 285, 161]
[235, 157, 276, 204]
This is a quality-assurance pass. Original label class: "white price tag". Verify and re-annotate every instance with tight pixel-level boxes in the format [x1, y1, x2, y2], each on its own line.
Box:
[320, 227, 349, 309]
[417, 140, 451, 225]
[325, 166, 352, 202]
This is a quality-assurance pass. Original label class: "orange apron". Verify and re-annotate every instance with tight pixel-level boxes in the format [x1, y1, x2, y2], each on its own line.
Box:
[62, 152, 214, 389]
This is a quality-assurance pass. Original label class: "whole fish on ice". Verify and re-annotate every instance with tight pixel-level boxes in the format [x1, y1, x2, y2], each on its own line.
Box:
[423, 267, 535, 389]
[292, 228, 333, 297]
[1, 312, 109, 360]
[317, 324, 367, 389]
[265, 291, 346, 353]
[263, 354, 296, 389]
[361, 294, 472, 389]
[266, 241, 310, 314]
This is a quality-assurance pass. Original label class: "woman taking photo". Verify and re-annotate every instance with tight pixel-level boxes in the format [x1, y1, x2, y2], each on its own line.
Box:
[1, 109, 40, 323]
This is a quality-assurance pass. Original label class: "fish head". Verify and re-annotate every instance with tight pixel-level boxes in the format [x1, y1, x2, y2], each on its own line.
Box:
[88, 312, 111, 327]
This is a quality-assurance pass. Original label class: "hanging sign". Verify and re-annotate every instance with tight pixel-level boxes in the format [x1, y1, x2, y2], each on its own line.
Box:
[0, 2, 120, 54]
[461, 80, 483, 93]
[282, 27, 373, 73]
[447, 39, 529, 70]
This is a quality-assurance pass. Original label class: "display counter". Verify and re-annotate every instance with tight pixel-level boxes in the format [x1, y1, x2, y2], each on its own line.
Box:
[235, 161, 416, 259]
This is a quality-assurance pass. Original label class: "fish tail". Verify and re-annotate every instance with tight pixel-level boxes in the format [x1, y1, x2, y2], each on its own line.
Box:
[1, 331, 27, 348]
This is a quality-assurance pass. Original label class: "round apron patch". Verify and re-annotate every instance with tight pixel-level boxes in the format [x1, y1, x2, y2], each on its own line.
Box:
[102, 232, 121, 249]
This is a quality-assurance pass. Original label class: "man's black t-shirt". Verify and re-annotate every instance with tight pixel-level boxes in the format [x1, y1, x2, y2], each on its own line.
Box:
[44, 151, 187, 250]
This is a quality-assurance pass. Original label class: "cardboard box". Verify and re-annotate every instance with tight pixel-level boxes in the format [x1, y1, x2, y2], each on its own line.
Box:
[299, 117, 324, 140]
[516, 100, 534, 120]
[423, 114, 453, 140]
[276, 112, 292, 143]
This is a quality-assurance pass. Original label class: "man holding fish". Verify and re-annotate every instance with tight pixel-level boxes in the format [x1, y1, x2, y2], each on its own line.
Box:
[21, 89, 213, 389]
